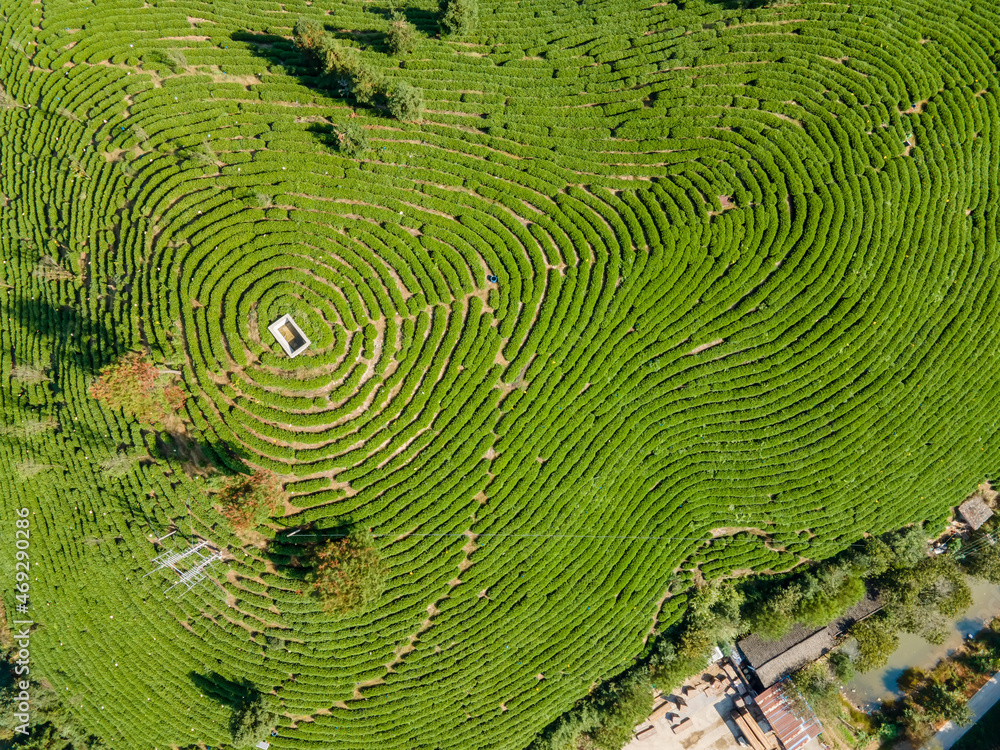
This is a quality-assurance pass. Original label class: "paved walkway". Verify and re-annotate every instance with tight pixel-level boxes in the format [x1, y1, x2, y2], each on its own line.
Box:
[924, 670, 1000, 750]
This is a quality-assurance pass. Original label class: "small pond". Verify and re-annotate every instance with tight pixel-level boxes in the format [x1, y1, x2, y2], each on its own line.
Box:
[846, 579, 1000, 709]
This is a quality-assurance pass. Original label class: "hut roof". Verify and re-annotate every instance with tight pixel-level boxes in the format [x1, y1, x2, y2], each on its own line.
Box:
[753, 630, 834, 689]
[959, 495, 994, 530]
[737, 595, 881, 688]
[755, 679, 823, 750]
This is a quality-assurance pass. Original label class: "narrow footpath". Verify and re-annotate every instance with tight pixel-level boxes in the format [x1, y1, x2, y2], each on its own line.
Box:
[924, 670, 1000, 750]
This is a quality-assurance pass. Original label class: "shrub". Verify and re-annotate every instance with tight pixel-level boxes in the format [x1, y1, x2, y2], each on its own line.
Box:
[89, 353, 186, 428]
[307, 532, 387, 615]
[387, 81, 424, 121]
[386, 13, 418, 56]
[439, 0, 477, 36]
[829, 650, 856, 683]
[335, 122, 368, 157]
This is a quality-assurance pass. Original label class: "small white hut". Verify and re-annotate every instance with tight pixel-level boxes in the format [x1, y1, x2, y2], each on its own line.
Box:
[268, 314, 311, 358]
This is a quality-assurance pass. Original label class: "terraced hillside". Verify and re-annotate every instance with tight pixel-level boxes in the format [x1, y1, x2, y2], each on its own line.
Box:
[2, 0, 1000, 747]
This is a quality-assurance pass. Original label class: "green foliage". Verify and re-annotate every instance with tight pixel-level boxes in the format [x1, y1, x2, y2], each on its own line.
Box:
[588, 672, 654, 750]
[678, 582, 743, 658]
[335, 122, 369, 157]
[0, 651, 105, 749]
[216, 469, 285, 530]
[4, 1, 1000, 749]
[742, 561, 864, 641]
[230, 693, 277, 748]
[293, 17, 325, 52]
[649, 640, 707, 695]
[305, 531, 388, 615]
[829, 650, 855, 683]
[294, 20, 387, 105]
[386, 12, 418, 56]
[790, 661, 840, 717]
[961, 526, 1000, 583]
[387, 81, 424, 121]
[530, 670, 652, 750]
[795, 565, 866, 628]
[881, 557, 973, 644]
[850, 614, 900, 673]
[439, 0, 477, 36]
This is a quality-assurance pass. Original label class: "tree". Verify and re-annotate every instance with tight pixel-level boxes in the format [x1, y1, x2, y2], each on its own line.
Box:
[962, 529, 1000, 584]
[794, 564, 866, 627]
[217, 470, 284, 530]
[887, 524, 930, 568]
[315, 36, 383, 104]
[89, 353, 186, 427]
[880, 556, 972, 643]
[387, 81, 424, 121]
[921, 681, 974, 726]
[743, 580, 803, 641]
[439, 0, 477, 36]
[790, 662, 840, 716]
[293, 17, 325, 53]
[850, 534, 895, 577]
[588, 671, 654, 750]
[678, 582, 743, 659]
[230, 693, 276, 748]
[386, 12, 417, 56]
[335, 122, 368, 157]
[650, 643, 709, 695]
[307, 532, 387, 615]
[829, 650, 855, 683]
[850, 614, 900, 672]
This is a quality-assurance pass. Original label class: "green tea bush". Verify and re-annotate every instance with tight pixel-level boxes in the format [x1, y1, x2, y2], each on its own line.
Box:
[5, 0, 1000, 748]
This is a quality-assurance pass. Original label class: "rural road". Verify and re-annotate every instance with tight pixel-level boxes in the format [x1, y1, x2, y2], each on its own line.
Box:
[925, 670, 1000, 750]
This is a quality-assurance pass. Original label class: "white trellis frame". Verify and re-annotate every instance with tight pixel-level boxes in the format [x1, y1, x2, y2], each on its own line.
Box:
[146, 539, 223, 594]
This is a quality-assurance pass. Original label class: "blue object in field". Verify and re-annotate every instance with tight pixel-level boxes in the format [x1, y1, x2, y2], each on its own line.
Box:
[487, 274, 498, 283]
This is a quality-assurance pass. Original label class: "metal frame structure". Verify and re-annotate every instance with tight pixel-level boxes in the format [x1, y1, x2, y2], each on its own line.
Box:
[146, 539, 224, 593]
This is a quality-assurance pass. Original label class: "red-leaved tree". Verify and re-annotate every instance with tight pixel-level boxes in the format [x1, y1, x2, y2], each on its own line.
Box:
[218, 470, 284, 530]
[89, 353, 186, 427]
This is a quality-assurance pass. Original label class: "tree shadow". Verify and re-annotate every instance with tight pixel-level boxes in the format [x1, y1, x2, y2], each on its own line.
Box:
[694, 0, 775, 9]
[231, 9, 437, 115]
[264, 517, 356, 586]
[189, 671, 259, 711]
[190, 672, 276, 742]
[368, 4, 437, 26]
[150, 432, 250, 478]
[9, 295, 124, 387]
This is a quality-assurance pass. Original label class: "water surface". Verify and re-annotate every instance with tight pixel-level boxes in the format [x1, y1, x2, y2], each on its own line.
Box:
[846, 580, 1000, 709]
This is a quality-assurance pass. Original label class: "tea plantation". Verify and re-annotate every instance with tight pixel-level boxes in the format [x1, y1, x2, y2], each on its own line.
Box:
[1, 0, 1000, 747]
